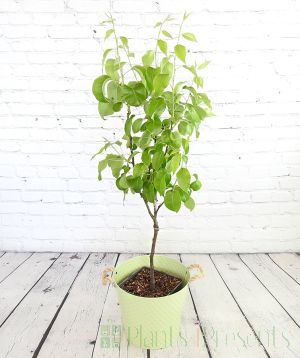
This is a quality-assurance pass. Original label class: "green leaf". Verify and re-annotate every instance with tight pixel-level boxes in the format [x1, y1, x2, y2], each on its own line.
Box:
[118, 174, 129, 189]
[170, 131, 182, 149]
[124, 117, 132, 136]
[102, 49, 112, 65]
[182, 138, 189, 154]
[146, 117, 161, 136]
[142, 67, 158, 92]
[104, 29, 114, 40]
[194, 75, 203, 88]
[182, 32, 197, 42]
[198, 60, 210, 70]
[153, 74, 170, 96]
[176, 168, 191, 192]
[146, 97, 166, 118]
[198, 93, 212, 109]
[164, 190, 181, 212]
[178, 121, 192, 136]
[166, 153, 181, 173]
[120, 36, 128, 48]
[122, 82, 147, 107]
[143, 182, 155, 203]
[132, 118, 143, 133]
[139, 130, 152, 149]
[155, 21, 162, 28]
[183, 64, 197, 77]
[133, 163, 147, 177]
[91, 142, 110, 160]
[127, 175, 143, 193]
[142, 150, 151, 165]
[154, 169, 166, 196]
[98, 159, 107, 180]
[98, 102, 114, 117]
[160, 58, 173, 77]
[184, 196, 195, 210]
[190, 179, 202, 191]
[105, 59, 119, 81]
[157, 39, 167, 55]
[107, 154, 124, 178]
[107, 81, 122, 103]
[142, 50, 155, 67]
[92, 75, 110, 102]
[152, 150, 164, 171]
[174, 44, 186, 63]
[162, 30, 173, 39]
[183, 11, 191, 20]
[112, 102, 122, 112]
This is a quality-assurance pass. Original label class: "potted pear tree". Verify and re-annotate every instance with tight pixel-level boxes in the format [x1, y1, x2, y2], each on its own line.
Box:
[93, 12, 212, 349]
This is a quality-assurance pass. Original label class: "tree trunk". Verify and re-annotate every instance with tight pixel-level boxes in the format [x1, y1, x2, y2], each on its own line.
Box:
[149, 213, 159, 290]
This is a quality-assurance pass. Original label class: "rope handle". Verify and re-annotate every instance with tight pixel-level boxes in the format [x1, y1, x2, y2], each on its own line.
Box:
[188, 263, 204, 282]
[101, 266, 115, 286]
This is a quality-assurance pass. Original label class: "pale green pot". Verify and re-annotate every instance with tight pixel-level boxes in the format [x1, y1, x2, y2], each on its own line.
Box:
[112, 255, 190, 349]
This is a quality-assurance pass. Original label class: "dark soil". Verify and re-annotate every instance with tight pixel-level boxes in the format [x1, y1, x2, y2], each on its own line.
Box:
[120, 267, 182, 298]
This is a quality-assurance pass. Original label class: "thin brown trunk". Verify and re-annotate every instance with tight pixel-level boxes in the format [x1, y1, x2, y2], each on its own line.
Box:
[150, 213, 159, 290]
[142, 197, 163, 291]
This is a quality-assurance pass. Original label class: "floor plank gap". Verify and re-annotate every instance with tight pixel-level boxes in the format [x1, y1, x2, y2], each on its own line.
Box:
[0, 253, 62, 328]
[239, 254, 300, 329]
[179, 254, 213, 358]
[210, 254, 271, 358]
[33, 254, 91, 357]
[91, 253, 120, 358]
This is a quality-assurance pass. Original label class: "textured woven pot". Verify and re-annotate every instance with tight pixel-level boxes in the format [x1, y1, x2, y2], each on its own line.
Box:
[102, 255, 203, 349]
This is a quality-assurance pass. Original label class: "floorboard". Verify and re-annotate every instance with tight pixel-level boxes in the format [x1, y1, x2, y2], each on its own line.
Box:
[240, 254, 300, 326]
[37, 253, 118, 358]
[211, 254, 300, 358]
[0, 252, 299, 358]
[269, 253, 300, 284]
[0, 252, 33, 283]
[182, 254, 267, 358]
[0, 252, 60, 326]
[0, 253, 88, 358]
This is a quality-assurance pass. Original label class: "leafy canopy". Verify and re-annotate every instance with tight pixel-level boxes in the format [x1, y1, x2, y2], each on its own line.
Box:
[92, 12, 212, 213]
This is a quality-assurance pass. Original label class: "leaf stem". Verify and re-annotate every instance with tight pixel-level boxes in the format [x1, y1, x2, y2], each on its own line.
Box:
[109, 13, 124, 85]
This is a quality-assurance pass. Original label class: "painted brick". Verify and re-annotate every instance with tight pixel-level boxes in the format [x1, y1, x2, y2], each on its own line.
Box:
[0, 1, 299, 252]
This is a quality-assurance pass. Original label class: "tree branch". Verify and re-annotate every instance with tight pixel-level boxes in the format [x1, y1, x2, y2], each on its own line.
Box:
[142, 196, 154, 220]
[156, 201, 164, 213]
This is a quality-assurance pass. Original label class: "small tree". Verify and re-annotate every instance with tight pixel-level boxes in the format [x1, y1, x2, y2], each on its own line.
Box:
[92, 13, 212, 290]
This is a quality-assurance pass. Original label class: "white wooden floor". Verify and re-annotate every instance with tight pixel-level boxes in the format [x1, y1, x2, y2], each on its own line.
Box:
[0, 252, 299, 358]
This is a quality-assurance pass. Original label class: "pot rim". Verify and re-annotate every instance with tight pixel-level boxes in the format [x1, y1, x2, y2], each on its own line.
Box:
[113, 254, 190, 299]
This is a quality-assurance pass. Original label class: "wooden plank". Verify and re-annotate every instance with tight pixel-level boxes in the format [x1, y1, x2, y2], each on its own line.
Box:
[37, 253, 118, 358]
[0, 252, 33, 283]
[212, 254, 300, 358]
[269, 253, 300, 284]
[0, 252, 88, 358]
[181, 254, 267, 358]
[151, 254, 210, 358]
[240, 254, 300, 325]
[0, 252, 60, 325]
[93, 253, 148, 358]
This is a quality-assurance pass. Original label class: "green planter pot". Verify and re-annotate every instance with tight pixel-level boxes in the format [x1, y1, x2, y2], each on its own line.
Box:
[103, 255, 203, 349]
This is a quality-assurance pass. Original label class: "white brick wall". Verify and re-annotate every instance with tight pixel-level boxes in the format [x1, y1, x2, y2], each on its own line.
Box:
[0, 0, 300, 253]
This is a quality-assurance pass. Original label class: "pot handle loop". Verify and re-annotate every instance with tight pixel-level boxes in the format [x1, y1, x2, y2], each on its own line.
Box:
[102, 266, 115, 286]
[188, 263, 204, 282]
